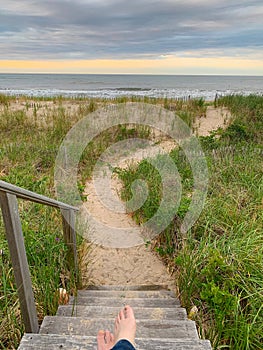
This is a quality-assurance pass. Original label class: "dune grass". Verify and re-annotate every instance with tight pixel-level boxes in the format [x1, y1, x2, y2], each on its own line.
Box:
[2, 92, 249, 348]
[119, 95, 263, 349]
[0, 96, 82, 348]
[0, 95, 105, 348]
[0, 94, 207, 348]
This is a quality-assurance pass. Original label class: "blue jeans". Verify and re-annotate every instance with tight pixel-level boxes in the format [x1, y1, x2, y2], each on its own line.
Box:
[111, 339, 136, 350]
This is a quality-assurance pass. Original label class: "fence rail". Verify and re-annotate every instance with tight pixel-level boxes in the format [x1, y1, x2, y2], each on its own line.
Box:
[0, 180, 78, 210]
[0, 180, 79, 333]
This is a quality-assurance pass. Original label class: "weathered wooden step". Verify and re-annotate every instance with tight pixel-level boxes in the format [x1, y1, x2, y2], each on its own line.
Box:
[86, 284, 170, 291]
[40, 316, 199, 339]
[57, 305, 187, 320]
[77, 289, 176, 299]
[19, 334, 212, 350]
[70, 296, 181, 308]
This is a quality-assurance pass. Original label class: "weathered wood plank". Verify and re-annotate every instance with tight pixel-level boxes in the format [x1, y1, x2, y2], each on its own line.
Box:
[70, 296, 180, 308]
[57, 304, 187, 320]
[61, 208, 78, 279]
[0, 191, 39, 333]
[77, 289, 177, 299]
[0, 180, 78, 211]
[86, 284, 169, 291]
[19, 334, 212, 350]
[40, 316, 199, 339]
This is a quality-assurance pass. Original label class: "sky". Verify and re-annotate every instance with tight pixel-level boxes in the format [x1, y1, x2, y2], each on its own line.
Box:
[0, 0, 263, 75]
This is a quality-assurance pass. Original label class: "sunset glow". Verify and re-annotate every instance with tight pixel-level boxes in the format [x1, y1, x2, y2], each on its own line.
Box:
[1, 56, 263, 75]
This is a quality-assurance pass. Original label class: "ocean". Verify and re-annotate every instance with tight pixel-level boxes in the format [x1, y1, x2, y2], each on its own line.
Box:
[0, 74, 263, 100]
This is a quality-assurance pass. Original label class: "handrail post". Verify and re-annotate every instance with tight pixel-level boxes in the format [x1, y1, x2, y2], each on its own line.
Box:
[0, 191, 39, 333]
[61, 208, 79, 285]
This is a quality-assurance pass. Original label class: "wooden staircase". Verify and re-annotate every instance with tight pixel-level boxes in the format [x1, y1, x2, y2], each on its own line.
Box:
[18, 285, 212, 350]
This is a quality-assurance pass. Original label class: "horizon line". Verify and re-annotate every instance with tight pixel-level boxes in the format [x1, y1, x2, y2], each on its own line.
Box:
[1, 72, 263, 77]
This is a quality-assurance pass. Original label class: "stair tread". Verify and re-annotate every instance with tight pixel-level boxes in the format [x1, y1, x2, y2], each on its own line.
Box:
[86, 284, 170, 291]
[77, 289, 176, 299]
[70, 296, 181, 308]
[19, 334, 212, 350]
[57, 305, 187, 320]
[40, 316, 199, 339]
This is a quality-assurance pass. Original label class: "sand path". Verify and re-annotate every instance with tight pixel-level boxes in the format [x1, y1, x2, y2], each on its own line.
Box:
[80, 106, 231, 290]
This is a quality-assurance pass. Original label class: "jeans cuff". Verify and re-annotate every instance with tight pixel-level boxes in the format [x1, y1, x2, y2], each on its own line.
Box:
[111, 339, 136, 350]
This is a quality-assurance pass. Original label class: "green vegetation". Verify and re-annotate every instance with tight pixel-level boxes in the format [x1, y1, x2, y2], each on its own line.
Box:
[0, 94, 205, 348]
[119, 95, 263, 349]
[0, 95, 113, 348]
[2, 93, 261, 349]
[0, 96, 81, 348]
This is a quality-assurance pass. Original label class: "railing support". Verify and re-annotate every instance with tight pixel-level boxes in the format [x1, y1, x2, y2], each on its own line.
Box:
[0, 191, 39, 333]
[61, 208, 79, 284]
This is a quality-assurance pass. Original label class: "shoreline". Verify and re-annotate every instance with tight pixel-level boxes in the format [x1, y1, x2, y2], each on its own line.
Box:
[1, 74, 263, 101]
[1, 89, 262, 101]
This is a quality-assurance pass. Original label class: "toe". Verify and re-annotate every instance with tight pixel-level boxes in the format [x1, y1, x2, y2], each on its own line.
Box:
[110, 332, 115, 344]
[97, 330, 106, 349]
[119, 309, 125, 320]
[104, 330, 111, 344]
[124, 305, 135, 319]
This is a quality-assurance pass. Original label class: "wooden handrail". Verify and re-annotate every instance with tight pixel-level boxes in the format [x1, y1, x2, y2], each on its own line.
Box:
[0, 180, 78, 211]
[0, 180, 79, 334]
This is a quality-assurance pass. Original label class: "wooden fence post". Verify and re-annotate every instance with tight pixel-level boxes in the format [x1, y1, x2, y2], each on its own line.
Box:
[0, 191, 39, 333]
[61, 208, 79, 284]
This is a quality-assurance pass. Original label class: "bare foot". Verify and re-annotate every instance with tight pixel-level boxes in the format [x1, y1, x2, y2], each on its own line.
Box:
[114, 305, 136, 346]
[97, 329, 115, 350]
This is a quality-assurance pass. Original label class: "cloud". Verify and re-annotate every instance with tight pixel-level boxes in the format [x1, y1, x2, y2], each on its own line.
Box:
[0, 0, 262, 60]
